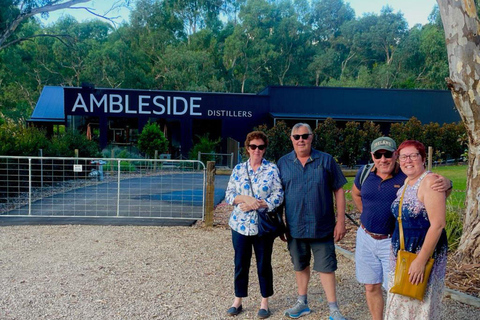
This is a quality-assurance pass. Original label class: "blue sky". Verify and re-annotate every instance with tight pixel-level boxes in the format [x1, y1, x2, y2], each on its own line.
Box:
[42, 0, 438, 28]
[347, 0, 437, 27]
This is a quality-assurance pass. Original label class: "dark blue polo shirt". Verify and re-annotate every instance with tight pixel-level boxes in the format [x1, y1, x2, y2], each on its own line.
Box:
[354, 164, 406, 235]
[277, 149, 347, 239]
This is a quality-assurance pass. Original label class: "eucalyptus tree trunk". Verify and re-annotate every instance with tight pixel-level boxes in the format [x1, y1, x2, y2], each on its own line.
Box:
[437, 0, 480, 264]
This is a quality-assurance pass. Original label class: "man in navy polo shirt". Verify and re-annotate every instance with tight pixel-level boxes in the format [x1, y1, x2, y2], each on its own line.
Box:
[351, 137, 451, 320]
[278, 123, 348, 320]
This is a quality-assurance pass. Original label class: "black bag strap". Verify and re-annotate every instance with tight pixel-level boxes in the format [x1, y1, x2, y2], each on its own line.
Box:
[359, 163, 375, 186]
[245, 162, 256, 198]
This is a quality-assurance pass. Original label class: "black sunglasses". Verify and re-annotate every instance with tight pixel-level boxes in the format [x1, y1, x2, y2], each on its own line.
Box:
[248, 144, 266, 150]
[373, 151, 394, 159]
[292, 133, 312, 140]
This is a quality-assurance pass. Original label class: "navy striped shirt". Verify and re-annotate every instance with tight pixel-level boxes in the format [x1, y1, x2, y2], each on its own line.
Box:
[277, 149, 347, 239]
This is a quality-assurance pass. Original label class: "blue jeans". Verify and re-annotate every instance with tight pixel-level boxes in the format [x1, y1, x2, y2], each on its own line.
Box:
[231, 229, 275, 298]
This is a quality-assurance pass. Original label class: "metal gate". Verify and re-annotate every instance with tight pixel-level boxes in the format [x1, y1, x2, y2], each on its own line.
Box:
[0, 156, 206, 222]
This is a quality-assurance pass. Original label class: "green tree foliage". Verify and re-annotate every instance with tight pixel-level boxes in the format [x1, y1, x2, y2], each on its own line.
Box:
[439, 122, 467, 161]
[0, 122, 100, 156]
[423, 122, 441, 153]
[0, 122, 49, 155]
[340, 121, 364, 168]
[255, 121, 291, 162]
[48, 130, 101, 157]
[0, 0, 464, 126]
[389, 118, 466, 162]
[313, 118, 342, 160]
[359, 121, 381, 162]
[188, 133, 221, 163]
[253, 117, 465, 166]
[389, 117, 424, 143]
[137, 122, 169, 158]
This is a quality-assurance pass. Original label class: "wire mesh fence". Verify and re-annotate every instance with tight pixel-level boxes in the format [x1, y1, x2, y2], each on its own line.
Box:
[0, 156, 205, 220]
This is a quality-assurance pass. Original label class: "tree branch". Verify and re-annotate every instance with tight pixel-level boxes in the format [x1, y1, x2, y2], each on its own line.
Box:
[0, 1, 91, 50]
[0, 34, 75, 51]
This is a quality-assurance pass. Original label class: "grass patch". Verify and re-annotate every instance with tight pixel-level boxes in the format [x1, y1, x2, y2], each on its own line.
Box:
[431, 164, 467, 208]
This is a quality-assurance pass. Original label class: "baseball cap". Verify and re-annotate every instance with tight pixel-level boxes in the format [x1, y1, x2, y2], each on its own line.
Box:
[371, 137, 396, 153]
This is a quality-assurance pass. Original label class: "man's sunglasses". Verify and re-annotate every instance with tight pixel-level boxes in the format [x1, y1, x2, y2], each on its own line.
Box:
[292, 133, 312, 140]
[248, 144, 266, 150]
[373, 151, 394, 159]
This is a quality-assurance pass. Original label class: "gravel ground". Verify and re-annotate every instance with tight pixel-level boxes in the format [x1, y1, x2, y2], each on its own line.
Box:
[0, 225, 478, 320]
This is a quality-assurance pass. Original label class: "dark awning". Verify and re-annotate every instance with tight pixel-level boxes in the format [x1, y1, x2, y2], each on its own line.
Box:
[270, 112, 409, 122]
[28, 86, 65, 123]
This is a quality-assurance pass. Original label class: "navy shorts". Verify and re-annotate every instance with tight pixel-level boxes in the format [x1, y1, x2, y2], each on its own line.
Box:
[287, 237, 337, 273]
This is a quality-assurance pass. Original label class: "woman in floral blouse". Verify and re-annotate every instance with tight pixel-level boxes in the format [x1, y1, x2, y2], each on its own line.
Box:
[225, 131, 284, 319]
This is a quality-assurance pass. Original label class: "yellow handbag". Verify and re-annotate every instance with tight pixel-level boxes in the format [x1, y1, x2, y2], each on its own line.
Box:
[389, 181, 434, 301]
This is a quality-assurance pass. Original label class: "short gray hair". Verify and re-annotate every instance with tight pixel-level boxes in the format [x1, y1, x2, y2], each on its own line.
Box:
[291, 123, 313, 135]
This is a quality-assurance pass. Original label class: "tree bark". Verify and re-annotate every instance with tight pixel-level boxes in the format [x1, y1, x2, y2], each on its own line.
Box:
[437, 0, 480, 264]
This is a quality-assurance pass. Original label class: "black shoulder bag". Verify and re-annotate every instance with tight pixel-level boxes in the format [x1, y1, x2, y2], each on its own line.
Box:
[245, 163, 285, 237]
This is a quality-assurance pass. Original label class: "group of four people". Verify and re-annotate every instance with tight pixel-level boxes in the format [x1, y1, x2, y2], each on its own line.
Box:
[225, 123, 450, 320]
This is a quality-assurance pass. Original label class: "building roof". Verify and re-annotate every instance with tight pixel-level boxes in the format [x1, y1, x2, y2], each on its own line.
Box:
[263, 86, 459, 124]
[29, 86, 65, 123]
[28, 85, 460, 125]
[270, 112, 409, 122]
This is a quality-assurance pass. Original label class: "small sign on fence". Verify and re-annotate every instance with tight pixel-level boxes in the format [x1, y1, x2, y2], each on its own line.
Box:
[73, 164, 83, 172]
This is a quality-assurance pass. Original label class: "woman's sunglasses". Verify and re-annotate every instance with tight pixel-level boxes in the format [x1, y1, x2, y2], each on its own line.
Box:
[248, 144, 266, 150]
[292, 133, 312, 140]
[373, 151, 394, 159]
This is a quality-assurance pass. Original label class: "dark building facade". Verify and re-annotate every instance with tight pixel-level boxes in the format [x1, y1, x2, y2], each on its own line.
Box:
[29, 85, 460, 158]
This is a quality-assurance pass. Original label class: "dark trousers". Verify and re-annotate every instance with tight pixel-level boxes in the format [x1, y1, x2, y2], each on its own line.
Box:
[231, 229, 275, 298]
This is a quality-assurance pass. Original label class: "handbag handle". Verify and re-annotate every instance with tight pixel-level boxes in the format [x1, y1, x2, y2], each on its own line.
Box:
[397, 180, 408, 250]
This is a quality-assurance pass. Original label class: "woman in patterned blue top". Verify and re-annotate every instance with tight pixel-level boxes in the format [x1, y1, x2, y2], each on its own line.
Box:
[385, 140, 448, 320]
[225, 131, 284, 319]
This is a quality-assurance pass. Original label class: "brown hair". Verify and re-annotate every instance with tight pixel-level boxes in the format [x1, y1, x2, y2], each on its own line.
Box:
[244, 131, 268, 153]
[397, 140, 427, 161]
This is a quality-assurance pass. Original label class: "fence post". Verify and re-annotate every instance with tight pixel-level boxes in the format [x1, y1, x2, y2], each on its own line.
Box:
[74, 149, 79, 179]
[111, 149, 115, 175]
[204, 161, 216, 227]
[428, 146, 433, 171]
[154, 150, 158, 172]
[39, 149, 43, 188]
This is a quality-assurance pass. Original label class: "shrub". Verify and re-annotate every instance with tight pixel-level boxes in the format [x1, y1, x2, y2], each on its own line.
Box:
[341, 121, 364, 168]
[48, 130, 101, 157]
[137, 122, 169, 158]
[360, 121, 382, 162]
[188, 134, 221, 164]
[389, 117, 424, 144]
[439, 122, 466, 161]
[445, 199, 463, 251]
[0, 122, 50, 156]
[255, 121, 292, 162]
[314, 118, 342, 161]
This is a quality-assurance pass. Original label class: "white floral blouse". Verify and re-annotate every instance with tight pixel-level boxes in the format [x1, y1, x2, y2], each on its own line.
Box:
[225, 158, 284, 236]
